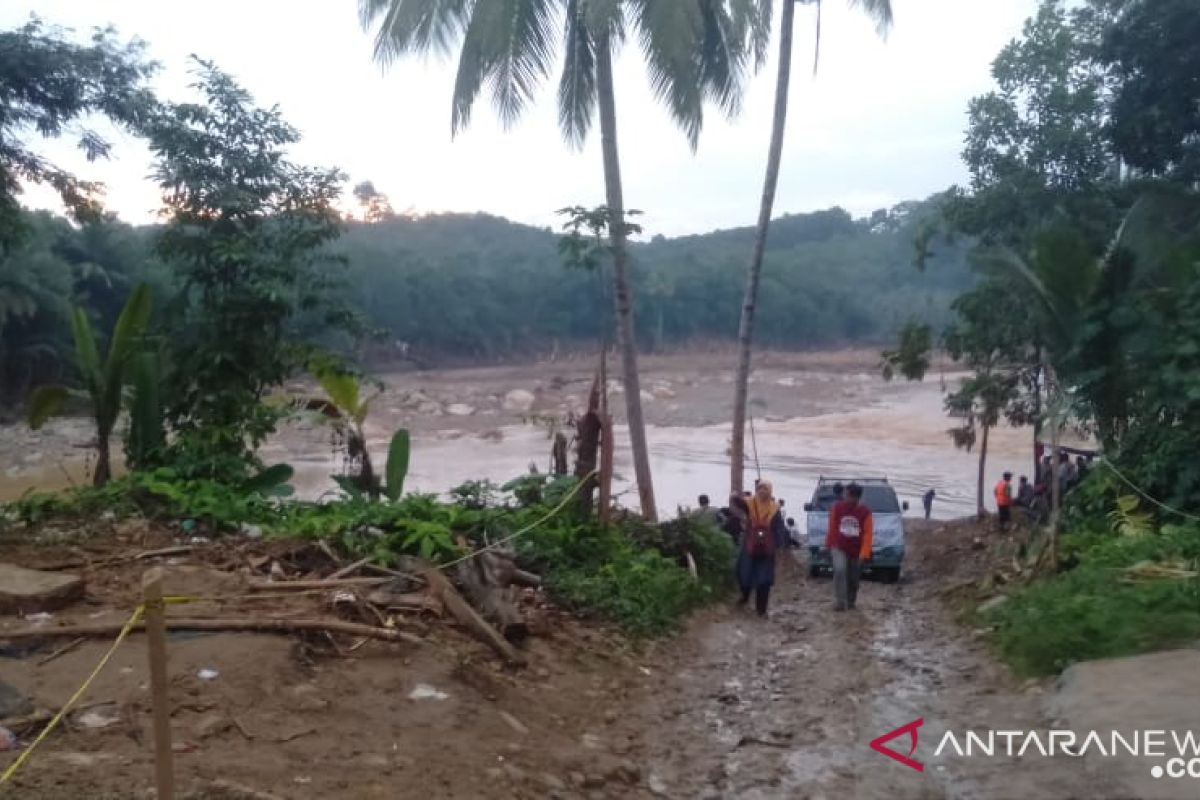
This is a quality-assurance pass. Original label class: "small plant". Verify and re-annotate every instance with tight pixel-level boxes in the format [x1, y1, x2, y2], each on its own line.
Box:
[306, 362, 410, 501]
[28, 283, 153, 485]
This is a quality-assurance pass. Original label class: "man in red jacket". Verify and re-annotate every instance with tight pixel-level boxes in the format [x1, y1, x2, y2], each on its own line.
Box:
[826, 483, 874, 611]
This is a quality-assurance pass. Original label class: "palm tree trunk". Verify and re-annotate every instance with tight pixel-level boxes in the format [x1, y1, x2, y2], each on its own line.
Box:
[94, 431, 112, 487]
[595, 35, 657, 521]
[731, 0, 797, 495]
[976, 422, 990, 519]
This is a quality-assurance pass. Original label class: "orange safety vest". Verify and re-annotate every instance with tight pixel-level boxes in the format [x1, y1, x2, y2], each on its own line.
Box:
[994, 479, 1012, 507]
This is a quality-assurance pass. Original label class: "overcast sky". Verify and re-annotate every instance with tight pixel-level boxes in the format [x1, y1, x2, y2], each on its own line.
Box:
[7, 0, 1039, 237]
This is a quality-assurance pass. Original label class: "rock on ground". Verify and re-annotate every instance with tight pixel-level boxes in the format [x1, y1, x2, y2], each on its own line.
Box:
[0, 679, 33, 718]
[0, 562, 84, 615]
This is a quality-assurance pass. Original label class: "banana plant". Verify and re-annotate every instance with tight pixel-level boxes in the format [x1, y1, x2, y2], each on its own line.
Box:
[305, 363, 409, 502]
[27, 284, 153, 486]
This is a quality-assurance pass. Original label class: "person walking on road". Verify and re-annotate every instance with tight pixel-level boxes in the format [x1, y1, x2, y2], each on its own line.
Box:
[736, 480, 789, 618]
[922, 489, 936, 520]
[994, 472, 1014, 532]
[827, 483, 873, 611]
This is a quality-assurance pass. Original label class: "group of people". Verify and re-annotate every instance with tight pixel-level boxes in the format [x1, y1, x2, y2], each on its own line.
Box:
[696, 480, 874, 617]
[992, 453, 1094, 529]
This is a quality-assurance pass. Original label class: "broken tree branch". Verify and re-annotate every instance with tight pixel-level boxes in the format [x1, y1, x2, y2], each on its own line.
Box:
[0, 617, 422, 645]
[247, 577, 392, 592]
[419, 564, 526, 667]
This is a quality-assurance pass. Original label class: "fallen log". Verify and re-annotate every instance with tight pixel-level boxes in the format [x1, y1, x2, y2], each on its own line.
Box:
[455, 552, 529, 644]
[419, 564, 526, 666]
[0, 617, 422, 645]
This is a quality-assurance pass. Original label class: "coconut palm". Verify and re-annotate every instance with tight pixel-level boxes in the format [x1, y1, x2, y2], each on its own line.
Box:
[730, 0, 893, 494]
[360, 0, 762, 521]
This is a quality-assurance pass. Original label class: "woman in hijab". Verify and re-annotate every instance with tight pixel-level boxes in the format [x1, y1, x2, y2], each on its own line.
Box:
[736, 479, 790, 617]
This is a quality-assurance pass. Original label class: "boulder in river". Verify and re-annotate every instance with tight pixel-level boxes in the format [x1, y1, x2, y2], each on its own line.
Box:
[503, 390, 536, 413]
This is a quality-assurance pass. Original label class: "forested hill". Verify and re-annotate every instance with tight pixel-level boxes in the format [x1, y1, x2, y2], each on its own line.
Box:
[337, 197, 974, 360]
[0, 197, 971, 404]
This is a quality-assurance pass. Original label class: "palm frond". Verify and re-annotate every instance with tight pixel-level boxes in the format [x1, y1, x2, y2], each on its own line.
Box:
[848, 0, 893, 36]
[558, 0, 597, 147]
[450, 7, 499, 134]
[747, 0, 774, 69]
[697, 0, 751, 118]
[632, 0, 707, 148]
[489, 0, 560, 128]
[582, 0, 626, 43]
[360, 0, 475, 63]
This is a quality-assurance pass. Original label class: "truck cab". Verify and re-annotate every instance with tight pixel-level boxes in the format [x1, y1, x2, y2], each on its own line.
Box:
[804, 477, 907, 584]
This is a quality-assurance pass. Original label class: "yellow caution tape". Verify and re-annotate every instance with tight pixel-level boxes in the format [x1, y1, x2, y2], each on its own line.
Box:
[0, 594, 196, 787]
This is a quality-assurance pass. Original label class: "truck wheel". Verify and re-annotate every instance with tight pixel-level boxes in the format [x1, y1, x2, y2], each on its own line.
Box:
[879, 567, 901, 584]
[809, 564, 822, 578]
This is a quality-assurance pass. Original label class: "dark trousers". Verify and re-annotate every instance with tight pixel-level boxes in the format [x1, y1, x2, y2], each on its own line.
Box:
[998, 504, 1012, 530]
[740, 585, 771, 615]
[832, 549, 861, 610]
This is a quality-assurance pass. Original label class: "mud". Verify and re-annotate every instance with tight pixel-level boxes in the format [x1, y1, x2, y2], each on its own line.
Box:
[606, 521, 1127, 800]
[0, 521, 1146, 799]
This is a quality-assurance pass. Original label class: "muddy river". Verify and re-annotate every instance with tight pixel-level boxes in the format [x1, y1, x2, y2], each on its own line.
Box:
[0, 351, 1037, 518]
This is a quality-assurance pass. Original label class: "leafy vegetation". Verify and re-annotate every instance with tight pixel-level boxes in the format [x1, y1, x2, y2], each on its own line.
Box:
[144, 60, 353, 482]
[0, 18, 156, 250]
[27, 284, 154, 485]
[890, 0, 1200, 674]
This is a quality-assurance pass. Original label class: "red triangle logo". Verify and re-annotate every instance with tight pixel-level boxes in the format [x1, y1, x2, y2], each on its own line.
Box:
[870, 717, 925, 772]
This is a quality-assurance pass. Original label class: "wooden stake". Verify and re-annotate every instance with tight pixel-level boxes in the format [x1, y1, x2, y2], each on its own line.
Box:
[143, 568, 175, 800]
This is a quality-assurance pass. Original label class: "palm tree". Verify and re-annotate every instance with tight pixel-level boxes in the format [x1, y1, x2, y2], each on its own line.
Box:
[360, 0, 760, 521]
[730, 0, 893, 494]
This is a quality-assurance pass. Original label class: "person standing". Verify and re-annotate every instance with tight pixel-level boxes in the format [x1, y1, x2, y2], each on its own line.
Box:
[736, 480, 789, 618]
[1017, 476, 1034, 509]
[785, 516, 802, 547]
[695, 494, 719, 527]
[722, 493, 749, 544]
[994, 472, 1014, 531]
[922, 489, 936, 520]
[827, 483, 873, 611]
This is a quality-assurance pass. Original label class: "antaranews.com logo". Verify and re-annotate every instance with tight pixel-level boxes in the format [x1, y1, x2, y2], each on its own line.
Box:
[871, 718, 1200, 781]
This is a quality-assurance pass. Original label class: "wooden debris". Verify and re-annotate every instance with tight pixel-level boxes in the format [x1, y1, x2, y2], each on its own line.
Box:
[37, 636, 85, 666]
[328, 556, 373, 581]
[0, 617, 422, 645]
[419, 563, 526, 667]
[454, 546, 529, 644]
[247, 577, 391, 592]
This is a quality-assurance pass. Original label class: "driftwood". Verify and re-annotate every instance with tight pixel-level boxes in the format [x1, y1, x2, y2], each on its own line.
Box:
[0, 617, 422, 645]
[419, 563, 526, 666]
[454, 548, 529, 644]
[247, 576, 392, 592]
[328, 556, 373, 580]
[42, 545, 195, 572]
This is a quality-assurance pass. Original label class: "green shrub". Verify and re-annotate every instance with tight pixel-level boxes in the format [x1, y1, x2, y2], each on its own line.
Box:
[987, 522, 1200, 676]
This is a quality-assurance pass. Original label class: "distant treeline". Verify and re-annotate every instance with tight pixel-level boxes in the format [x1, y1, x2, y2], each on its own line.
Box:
[337, 197, 973, 360]
[0, 197, 971, 405]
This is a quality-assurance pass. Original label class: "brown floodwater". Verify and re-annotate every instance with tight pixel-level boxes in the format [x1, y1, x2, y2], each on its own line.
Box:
[0, 355, 1049, 519]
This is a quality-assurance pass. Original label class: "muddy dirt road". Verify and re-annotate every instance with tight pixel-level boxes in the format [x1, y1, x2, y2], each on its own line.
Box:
[612, 522, 1125, 800]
